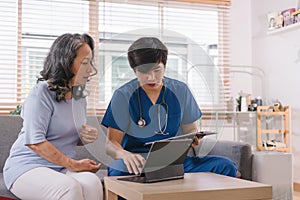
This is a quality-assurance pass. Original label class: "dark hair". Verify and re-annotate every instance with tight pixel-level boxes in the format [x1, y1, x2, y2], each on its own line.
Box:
[127, 37, 168, 72]
[38, 33, 96, 102]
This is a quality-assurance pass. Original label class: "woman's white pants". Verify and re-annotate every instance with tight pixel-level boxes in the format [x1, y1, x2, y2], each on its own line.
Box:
[10, 167, 103, 200]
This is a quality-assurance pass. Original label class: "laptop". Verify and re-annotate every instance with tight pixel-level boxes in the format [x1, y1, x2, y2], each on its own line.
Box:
[117, 139, 193, 183]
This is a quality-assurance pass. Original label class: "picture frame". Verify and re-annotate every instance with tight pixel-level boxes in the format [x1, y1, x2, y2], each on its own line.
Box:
[282, 8, 296, 26]
[292, 10, 300, 23]
[267, 12, 277, 30]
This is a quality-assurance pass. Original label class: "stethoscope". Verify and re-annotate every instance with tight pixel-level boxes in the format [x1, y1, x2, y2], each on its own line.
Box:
[137, 82, 169, 135]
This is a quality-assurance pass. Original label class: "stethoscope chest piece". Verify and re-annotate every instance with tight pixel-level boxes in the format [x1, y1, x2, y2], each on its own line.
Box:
[137, 118, 146, 127]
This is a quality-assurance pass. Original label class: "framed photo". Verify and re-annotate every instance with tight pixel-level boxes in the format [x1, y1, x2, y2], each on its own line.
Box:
[275, 12, 284, 28]
[267, 12, 277, 30]
[282, 8, 296, 26]
[292, 10, 300, 23]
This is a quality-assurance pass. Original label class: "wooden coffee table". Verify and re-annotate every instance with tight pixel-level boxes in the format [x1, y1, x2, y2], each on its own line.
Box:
[104, 172, 272, 200]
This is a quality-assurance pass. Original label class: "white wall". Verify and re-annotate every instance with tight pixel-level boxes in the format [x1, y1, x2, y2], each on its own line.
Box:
[230, 0, 300, 182]
[229, 0, 253, 98]
[230, 0, 252, 66]
[251, 0, 300, 182]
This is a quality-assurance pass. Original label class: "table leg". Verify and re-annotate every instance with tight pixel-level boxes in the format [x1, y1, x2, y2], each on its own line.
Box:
[105, 188, 118, 200]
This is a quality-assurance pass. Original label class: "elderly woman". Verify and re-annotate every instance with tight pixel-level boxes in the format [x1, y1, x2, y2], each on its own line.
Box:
[3, 33, 103, 200]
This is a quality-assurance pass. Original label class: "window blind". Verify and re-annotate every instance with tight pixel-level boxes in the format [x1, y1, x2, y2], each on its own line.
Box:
[0, 0, 231, 115]
[96, 0, 231, 114]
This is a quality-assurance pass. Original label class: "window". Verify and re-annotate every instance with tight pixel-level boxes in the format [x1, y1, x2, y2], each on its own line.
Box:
[0, 0, 231, 114]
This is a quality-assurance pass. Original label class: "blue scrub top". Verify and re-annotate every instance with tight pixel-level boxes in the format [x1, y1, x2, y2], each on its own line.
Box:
[101, 77, 202, 153]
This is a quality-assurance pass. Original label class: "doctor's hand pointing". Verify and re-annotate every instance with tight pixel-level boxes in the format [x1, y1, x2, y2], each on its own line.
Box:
[120, 150, 145, 175]
[105, 127, 145, 175]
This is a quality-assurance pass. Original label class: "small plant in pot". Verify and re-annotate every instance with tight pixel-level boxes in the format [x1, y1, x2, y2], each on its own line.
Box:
[10, 105, 22, 115]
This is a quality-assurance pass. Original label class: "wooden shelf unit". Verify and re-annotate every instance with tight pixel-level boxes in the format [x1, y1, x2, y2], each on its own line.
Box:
[256, 105, 292, 152]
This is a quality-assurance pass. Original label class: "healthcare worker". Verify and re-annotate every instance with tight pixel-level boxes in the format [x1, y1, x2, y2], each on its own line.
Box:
[101, 37, 236, 178]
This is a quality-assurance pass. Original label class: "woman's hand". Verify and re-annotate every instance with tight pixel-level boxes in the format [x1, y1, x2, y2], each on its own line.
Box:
[28, 141, 101, 173]
[121, 150, 145, 175]
[70, 158, 101, 173]
[80, 124, 98, 144]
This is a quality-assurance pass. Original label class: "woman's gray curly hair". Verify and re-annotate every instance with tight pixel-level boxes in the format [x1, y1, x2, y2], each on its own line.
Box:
[38, 33, 96, 102]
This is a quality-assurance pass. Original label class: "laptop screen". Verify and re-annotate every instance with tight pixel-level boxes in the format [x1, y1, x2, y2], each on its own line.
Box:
[141, 139, 193, 174]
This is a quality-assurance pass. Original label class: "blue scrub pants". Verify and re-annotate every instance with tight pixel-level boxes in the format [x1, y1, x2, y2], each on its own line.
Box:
[108, 155, 237, 177]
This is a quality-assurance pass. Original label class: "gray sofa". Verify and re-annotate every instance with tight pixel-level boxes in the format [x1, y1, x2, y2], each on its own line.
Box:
[0, 115, 253, 199]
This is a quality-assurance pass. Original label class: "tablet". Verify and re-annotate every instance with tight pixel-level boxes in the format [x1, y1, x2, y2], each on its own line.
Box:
[118, 139, 193, 183]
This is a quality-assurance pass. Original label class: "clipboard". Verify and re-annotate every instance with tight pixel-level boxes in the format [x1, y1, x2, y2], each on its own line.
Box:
[145, 131, 217, 146]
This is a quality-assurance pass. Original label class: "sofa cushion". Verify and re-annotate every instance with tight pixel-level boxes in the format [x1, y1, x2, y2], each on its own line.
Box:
[193, 138, 253, 180]
[0, 175, 18, 199]
[0, 116, 23, 173]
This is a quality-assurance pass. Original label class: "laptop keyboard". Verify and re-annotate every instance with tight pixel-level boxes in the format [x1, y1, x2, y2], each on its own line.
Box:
[117, 176, 146, 183]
